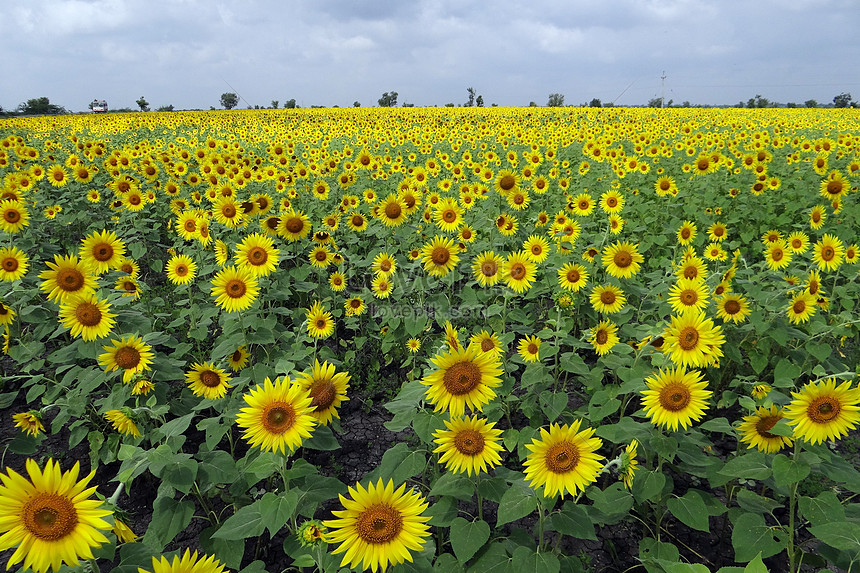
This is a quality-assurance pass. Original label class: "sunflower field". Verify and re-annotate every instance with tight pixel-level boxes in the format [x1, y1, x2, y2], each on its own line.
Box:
[0, 106, 859, 573]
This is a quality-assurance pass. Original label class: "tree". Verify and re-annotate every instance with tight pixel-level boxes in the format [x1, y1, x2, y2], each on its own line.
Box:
[220, 92, 239, 110]
[444, 103, 455, 107]
[529, 101, 537, 107]
[284, 99, 296, 109]
[547, 93, 565, 107]
[378, 91, 398, 107]
[17, 97, 66, 115]
[746, 94, 769, 108]
[353, 101, 361, 107]
[476, 95, 484, 107]
[589, 98, 602, 108]
[465, 87, 476, 107]
[805, 99, 818, 108]
[136, 96, 150, 112]
[833, 92, 853, 108]
[156, 104, 174, 112]
[270, 100, 279, 109]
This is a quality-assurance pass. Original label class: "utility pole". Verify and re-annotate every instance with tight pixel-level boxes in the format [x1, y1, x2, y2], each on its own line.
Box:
[661, 71, 667, 109]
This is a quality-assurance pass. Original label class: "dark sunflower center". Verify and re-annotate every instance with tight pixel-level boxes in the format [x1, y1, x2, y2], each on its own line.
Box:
[527, 343, 539, 354]
[286, 217, 304, 233]
[356, 504, 402, 544]
[680, 289, 698, 306]
[223, 206, 236, 218]
[443, 210, 456, 222]
[314, 250, 328, 262]
[443, 361, 481, 395]
[793, 299, 807, 314]
[184, 220, 197, 232]
[431, 247, 450, 265]
[225, 279, 247, 298]
[681, 228, 691, 240]
[821, 246, 835, 261]
[566, 269, 581, 284]
[384, 202, 402, 219]
[128, 194, 142, 205]
[481, 260, 497, 277]
[23, 493, 78, 541]
[94, 244, 113, 262]
[454, 429, 485, 455]
[509, 263, 526, 280]
[248, 247, 267, 265]
[812, 212, 822, 223]
[200, 370, 222, 388]
[771, 248, 784, 261]
[536, 179, 547, 190]
[724, 300, 741, 315]
[596, 329, 609, 345]
[613, 251, 632, 268]
[114, 346, 141, 370]
[380, 260, 392, 272]
[678, 326, 699, 350]
[545, 441, 580, 473]
[808, 397, 840, 423]
[266, 217, 280, 230]
[578, 200, 589, 210]
[75, 302, 102, 326]
[2, 257, 18, 271]
[262, 403, 295, 433]
[755, 415, 779, 439]
[480, 339, 495, 352]
[499, 175, 516, 191]
[826, 180, 843, 195]
[352, 215, 364, 227]
[659, 383, 691, 412]
[4, 209, 20, 223]
[600, 290, 616, 305]
[308, 380, 336, 411]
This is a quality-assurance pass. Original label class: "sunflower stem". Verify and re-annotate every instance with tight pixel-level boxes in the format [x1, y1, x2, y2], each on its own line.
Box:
[475, 473, 484, 523]
[108, 481, 125, 505]
[787, 441, 800, 573]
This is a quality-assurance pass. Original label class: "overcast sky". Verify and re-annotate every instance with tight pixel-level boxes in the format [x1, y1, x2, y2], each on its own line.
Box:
[2, 0, 859, 112]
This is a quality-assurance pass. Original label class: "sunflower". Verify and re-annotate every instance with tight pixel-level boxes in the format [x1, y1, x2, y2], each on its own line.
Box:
[443, 321, 461, 352]
[703, 242, 727, 261]
[77, 229, 125, 275]
[0, 246, 28, 282]
[329, 271, 347, 291]
[661, 310, 725, 368]
[707, 222, 728, 242]
[176, 211, 201, 241]
[324, 479, 431, 573]
[600, 190, 624, 214]
[214, 240, 229, 266]
[46, 164, 70, 188]
[59, 293, 115, 341]
[786, 289, 817, 324]
[570, 193, 595, 216]
[762, 240, 791, 271]
[494, 169, 521, 195]
[503, 251, 536, 293]
[619, 439, 639, 490]
[235, 375, 317, 454]
[311, 179, 330, 200]
[433, 415, 504, 476]
[557, 262, 588, 292]
[372, 252, 397, 277]
[278, 209, 312, 241]
[471, 251, 503, 287]
[641, 366, 712, 431]
[523, 421, 604, 498]
[523, 235, 550, 263]
[12, 412, 44, 437]
[715, 293, 750, 323]
[421, 345, 503, 418]
[421, 235, 460, 278]
[98, 335, 155, 384]
[212, 196, 244, 228]
[676, 221, 697, 246]
[406, 338, 421, 353]
[805, 270, 824, 296]
[104, 409, 141, 438]
[589, 284, 626, 314]
[186, 362, 232, 400]
[0, 459, 113, 573]
[602, 241, 643, 279]
[372, 275, 393, 299]
[165, 254, 197, 285]
[738, 405, 792, 453]
[0, 199, 30, 234]
[139, 549, 228, 573]
[676, 255, 708, 281]
[228, 345, 251, 372]
[132, 379, 155, 396]
[234, 232, 280, 277]
[293, 360, 351, 426]
[786, 231, 809, 254]
[589, 320, 619, 356]
[784, 378, 860, 445]
[812, 233, 844, 272]
[468, 330, 503, 357]
[346, 212, 368, 232]
[809, 205, 827, 230]
[210, 265, 259, 313]
[820, 170, 848, 200]
[306, 300, 334, 338]
[516, 334, 541, 362]
[434, 197, 464, 231]
[378, 194, 408, 227]
[344, 296, 366, 317]
[668, 278, 710, 314]
[654, 176, 677, 196]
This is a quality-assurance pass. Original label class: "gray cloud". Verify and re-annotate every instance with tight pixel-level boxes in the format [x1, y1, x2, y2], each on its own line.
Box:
[1, 0, 858, 111]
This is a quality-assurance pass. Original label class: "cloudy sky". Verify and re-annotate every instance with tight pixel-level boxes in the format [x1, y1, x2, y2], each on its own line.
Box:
[2, 0, 859, 112]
